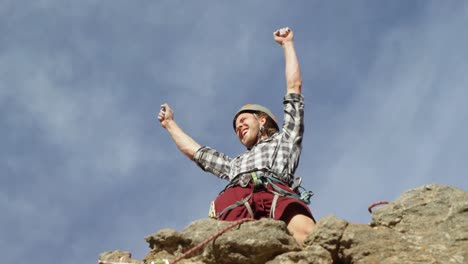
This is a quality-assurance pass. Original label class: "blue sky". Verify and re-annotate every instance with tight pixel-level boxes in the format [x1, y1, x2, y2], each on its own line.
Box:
[1, 1, 467, 263]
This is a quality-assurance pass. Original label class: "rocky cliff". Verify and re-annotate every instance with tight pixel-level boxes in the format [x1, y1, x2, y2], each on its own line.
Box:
[99, 184, 467, 263]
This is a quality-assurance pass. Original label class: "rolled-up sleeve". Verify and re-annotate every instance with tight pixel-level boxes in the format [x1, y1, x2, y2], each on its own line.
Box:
[193, 146, 231, 180]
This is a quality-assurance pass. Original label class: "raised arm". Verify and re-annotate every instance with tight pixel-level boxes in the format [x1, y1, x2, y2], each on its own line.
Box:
[158, 103, 201, 160]
[273, 27, 302, 95]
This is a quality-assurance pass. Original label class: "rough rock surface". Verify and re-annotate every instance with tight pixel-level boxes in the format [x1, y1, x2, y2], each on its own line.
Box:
[99, 184, 467, 264]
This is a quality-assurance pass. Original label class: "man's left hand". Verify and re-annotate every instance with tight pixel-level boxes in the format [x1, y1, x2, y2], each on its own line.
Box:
[273, 27, 294, 46]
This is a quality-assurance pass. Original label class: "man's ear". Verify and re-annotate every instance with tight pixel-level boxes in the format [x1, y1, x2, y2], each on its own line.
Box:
[259, 116, 267, 126]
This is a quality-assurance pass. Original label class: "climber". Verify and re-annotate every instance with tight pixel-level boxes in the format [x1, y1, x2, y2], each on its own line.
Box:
[158, 27, 316, 245]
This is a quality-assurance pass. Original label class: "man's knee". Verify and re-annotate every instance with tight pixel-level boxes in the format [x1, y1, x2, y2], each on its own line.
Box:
[286, 214, 315, 245]
[287, 214, 315, 234]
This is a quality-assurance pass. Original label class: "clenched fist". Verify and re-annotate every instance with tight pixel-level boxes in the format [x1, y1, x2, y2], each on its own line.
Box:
[273, 27, 294, 46]
[158, 103, 174, 129]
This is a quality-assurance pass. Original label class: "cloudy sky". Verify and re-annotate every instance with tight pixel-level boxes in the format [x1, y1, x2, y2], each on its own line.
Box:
[1, 1, 467, 263]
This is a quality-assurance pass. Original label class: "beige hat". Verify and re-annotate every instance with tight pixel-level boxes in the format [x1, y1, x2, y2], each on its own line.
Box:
[233, 104, 279, 131]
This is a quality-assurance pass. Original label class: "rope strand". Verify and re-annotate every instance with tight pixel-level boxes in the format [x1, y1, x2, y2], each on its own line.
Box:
[368, 200, 389, 213]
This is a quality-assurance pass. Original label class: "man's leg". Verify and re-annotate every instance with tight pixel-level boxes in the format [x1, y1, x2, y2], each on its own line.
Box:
[281, 203, 316, 245]
[286, 213, 315, 245]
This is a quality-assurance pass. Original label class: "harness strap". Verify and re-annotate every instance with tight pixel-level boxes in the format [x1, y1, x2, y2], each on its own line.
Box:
[264, 175, 314, 205]
[269, 192, 281, 219]
[216, 193, 253, 219]
[243, 200, 254, 219]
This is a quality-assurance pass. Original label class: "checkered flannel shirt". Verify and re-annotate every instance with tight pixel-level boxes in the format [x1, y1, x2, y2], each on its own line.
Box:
[193, 93, 304, 186]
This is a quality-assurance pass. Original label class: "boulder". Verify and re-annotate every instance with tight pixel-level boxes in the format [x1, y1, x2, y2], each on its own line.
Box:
[98, 250, 141, 264]
[99, 184, 467, 264]
[144, 218, 300, 264]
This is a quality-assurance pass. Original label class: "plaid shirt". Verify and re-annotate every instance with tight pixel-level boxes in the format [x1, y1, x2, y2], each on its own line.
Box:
[193, 93, 304, 186]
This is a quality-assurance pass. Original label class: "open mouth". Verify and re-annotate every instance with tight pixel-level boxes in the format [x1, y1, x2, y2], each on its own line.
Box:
[242, 129, 248, 137]
[239, 128, 248, 139]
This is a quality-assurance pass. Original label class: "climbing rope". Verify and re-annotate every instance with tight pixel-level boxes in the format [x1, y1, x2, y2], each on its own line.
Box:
[170, 218, 255, 264]
[368, 200, 389, 213]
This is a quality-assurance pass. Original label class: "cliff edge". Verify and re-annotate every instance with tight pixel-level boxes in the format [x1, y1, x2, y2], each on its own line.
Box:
[99, 184, 467, 263]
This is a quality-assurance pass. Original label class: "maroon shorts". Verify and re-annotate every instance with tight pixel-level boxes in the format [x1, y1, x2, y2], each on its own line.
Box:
[213, 183, 315, 222]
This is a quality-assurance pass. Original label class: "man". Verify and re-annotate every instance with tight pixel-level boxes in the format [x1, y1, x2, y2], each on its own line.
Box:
[158, 27, 316, 245]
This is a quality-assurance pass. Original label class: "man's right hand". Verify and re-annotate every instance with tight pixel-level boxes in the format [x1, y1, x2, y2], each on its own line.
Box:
[157, 103, 202, 159]
[158, 103, 174, 129]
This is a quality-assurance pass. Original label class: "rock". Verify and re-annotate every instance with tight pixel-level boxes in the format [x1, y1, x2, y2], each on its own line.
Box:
[145, 228, 191, 254]
[336, 184, 468, 264]
[266, 246, 333, 264]
[339, 223, 435, 263]
[180, 218, 233, 247]
[368, 184, 468, 263]
[203, 219, 300, 264]
[99, 184, 468, 264]
[143, 218, 299, 264]
[303, 215, 348, 262]
[98, 250, 141, 264]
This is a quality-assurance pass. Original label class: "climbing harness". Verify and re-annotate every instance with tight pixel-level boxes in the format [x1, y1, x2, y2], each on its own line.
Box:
[210, 170, 314, 220]
[255, 172, 314, 204]
[368, 200, 389, 213]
